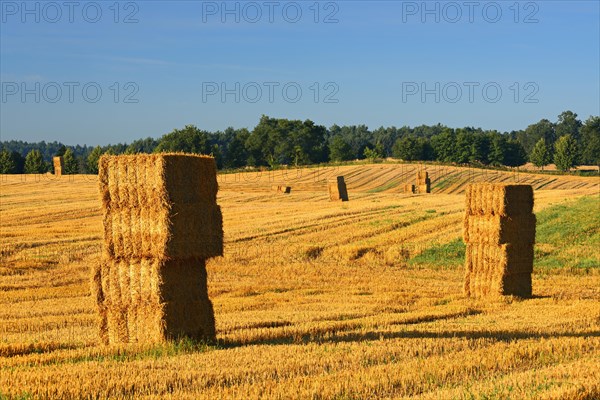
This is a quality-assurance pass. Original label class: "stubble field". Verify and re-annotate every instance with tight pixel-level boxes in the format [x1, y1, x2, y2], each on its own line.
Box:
[1, 163, 599, 399]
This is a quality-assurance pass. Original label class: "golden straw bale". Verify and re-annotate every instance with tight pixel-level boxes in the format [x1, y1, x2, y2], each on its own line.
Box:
[463, 214, 536, 245]
[53, 156, 64, 176]
[99, 154, 223, 260]
[465, 183, 533, 216]
[96, 258, 216, 344]
[328, 176, 349, 201]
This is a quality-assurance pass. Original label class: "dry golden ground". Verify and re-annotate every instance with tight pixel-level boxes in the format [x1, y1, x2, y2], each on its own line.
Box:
[0, 165, 599, 399]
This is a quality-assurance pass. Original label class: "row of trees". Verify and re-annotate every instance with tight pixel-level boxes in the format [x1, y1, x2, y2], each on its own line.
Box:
[1, 111, 598, 174]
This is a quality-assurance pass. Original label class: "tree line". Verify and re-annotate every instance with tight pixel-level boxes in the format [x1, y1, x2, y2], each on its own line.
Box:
[1, 111, 598, 174]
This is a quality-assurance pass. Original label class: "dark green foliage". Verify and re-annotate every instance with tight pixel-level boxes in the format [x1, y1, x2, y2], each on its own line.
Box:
[154, 125, 210, 154]
[529, 138, 552, 169]
[24, 150, 46, 173]
[125, 137, 158, 154]
[329, 135, 354, 162]
[87, 146, 103, 174]
[554, 135, 579, 172]
[580, 116, 600, 166]
[392, 136, 432, 161]
[1, 111, 596, 172]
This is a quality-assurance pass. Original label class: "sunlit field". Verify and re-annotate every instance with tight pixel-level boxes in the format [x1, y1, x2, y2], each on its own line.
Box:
[1, 163, 599, 399]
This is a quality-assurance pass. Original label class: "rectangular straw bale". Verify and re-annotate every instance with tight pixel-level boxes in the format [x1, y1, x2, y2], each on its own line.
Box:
[416, 183, 431, 194]
[463, 214, 536, 245]
[474, 243, 534, 275]
[53, 156, 64, 176]
[95, 258, 215, 344]
[328, 176, 349, 201]
[465, 183, 533, 216]
[99, 154, 223, 260]
[404, 184, 415, 194]
[464, 243, 533, 297]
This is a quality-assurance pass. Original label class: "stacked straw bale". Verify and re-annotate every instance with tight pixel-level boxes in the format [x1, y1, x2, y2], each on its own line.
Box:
[94, 154, 222, 344]
[328, 176, 349, 201]
[403, 184, 416, 194]
[53, 156, 64, 176]
[415, 171, 431, 194]
[463, 183, 536, 297]
[272, 185, 292, 194]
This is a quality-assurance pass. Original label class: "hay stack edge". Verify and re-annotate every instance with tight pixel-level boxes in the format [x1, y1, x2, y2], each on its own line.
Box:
[93, 153, 223, 344]
[463, 183, 536, 298]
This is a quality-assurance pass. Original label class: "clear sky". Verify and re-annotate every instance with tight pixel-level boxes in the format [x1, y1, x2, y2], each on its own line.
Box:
[1, 0, 599, 145]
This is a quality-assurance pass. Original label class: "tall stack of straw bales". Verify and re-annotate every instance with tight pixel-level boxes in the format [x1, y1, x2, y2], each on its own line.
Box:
[328, 176, 349, 201]
[415, 171, 431, 194]
[53, 156, 64, 176]
[93, 154, 223, 344]
[463, 183, 536, 297]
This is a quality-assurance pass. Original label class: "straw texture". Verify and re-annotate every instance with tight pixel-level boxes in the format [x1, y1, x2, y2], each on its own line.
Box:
[463, 183, 535, 298]
[96, 154, 221, 344]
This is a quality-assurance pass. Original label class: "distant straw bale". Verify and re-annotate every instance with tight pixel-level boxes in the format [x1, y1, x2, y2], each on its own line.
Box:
[272, 185, 291, 194]
[53, 156, 64, 176]
[404, 184, 415, 194]
[329, 176, 349, 201]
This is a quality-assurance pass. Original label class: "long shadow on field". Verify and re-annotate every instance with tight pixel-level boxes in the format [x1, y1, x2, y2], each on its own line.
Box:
[222, 327, 600, 348]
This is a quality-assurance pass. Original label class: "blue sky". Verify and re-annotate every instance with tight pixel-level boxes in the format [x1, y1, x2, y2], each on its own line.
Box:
[1, 0, 599, 145]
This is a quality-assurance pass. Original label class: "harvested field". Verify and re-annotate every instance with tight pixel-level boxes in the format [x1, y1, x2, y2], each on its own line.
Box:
[0, 164, 599, 399]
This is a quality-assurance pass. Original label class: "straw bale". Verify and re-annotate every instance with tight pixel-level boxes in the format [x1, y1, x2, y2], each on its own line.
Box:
[329, 176, 349, 201]
[96, 258, 215, 344]
[465, 183, 533, 216]
[404, 184, 415, 194]
[416, 183, 431, 194]
[272, 185, 291, 194]
[99, 154, 223, 260]
[53, 157, 64, 176]
[463, 214, 536, 245]
[464, 243, 533, 297]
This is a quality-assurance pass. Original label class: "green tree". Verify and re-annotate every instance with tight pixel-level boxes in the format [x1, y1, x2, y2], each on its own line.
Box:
[392, 136, 423, 161]
[63, 148, 79, 174]
[155, 125, 210, 154]
[488, 135, 507, 166]
[55, 145, 67, 157]
[0, 149, 16, 173]
[224, 128, 250, 168]
[328, 136, 354, 162]
[554, 135, 579, 172]
[363, 143, 384, 162]
[529, 138, 551, 169]
[24, 149, 47, 173]
[517, 119, 556, 155]
[125, 137, 158, 154]
[430, 128, 456, 163]
[580, 116, 600, 167]
[87, 146, 103, 174]
[504, 140, 528, 167]
[555, 110, 582, 142]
